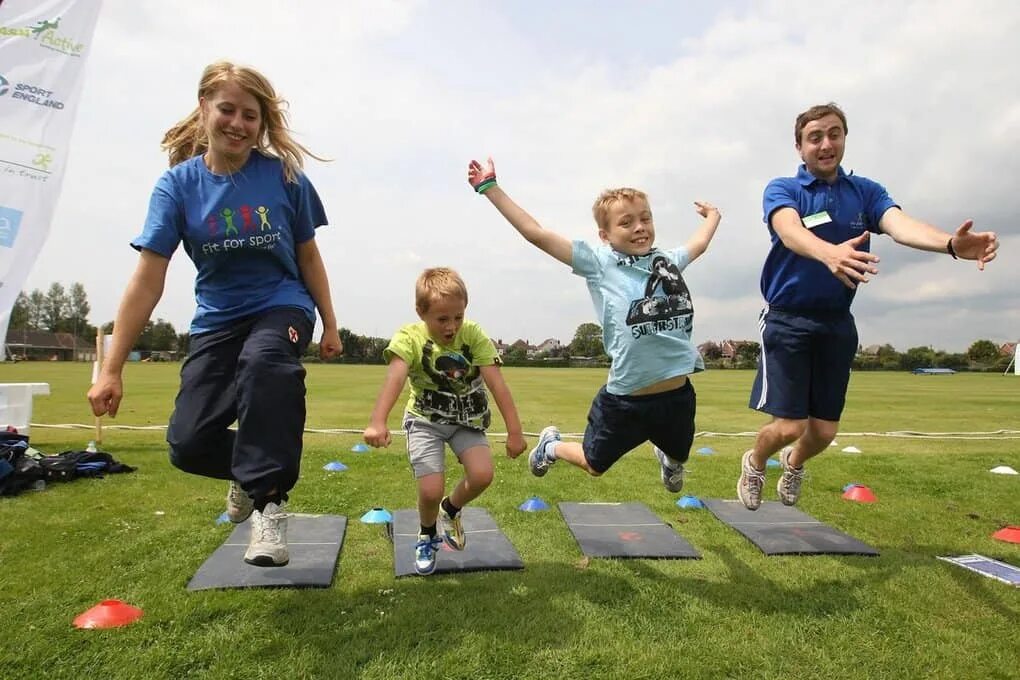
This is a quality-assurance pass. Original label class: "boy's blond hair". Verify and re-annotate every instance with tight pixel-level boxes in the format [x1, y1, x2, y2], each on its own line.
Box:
[591, 187, 650, 230]
[415, 267, 468, 313]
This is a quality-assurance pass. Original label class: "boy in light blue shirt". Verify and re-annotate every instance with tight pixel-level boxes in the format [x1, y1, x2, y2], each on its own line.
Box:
[467, 157, 721, 491]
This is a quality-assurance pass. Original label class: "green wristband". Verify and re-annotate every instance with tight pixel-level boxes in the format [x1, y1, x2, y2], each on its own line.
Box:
[475, 179, 497, 194]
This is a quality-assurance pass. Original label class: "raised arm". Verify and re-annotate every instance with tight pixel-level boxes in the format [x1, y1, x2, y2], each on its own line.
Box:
[771, 207, 880, 289]
[467, 157, 574, 266]
[86, 249, 169, 417]
[363, 356, 409, 448]
[879, 209, 998, 271]
[479, 364, 527, 459]
[684, 201, 722, 262]
[297, 237, 342, 358]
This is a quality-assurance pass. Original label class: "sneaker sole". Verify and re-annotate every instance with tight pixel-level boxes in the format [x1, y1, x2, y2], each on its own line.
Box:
[244, 554, 289, 567]
[442, 534, 465, 551]
[228, 508, 254, 524]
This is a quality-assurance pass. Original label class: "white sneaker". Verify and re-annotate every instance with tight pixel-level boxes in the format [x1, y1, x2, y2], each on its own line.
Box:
[777, 446, 805, 506]
[737, 450, 766, 511]
[244, 501, 289, 567]
[226, 480, 254, 523]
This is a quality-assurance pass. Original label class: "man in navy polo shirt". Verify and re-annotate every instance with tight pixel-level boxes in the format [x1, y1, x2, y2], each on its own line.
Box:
[738, 102, 999, 511]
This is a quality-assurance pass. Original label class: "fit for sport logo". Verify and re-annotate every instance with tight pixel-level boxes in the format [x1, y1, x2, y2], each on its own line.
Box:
[0, 16, 86, 56]
[0, 73, 65, 109]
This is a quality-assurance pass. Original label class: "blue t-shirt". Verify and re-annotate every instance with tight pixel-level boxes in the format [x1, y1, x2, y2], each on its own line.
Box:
[760, 164, 898, 312]
[572, 241, 704, 395]
[132, 151, 327, 334]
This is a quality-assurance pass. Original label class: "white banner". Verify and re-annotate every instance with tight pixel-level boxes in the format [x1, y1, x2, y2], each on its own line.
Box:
[0, 0, 102, 354]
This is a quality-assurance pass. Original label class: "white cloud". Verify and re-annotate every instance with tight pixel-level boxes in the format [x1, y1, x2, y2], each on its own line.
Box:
[23, 0, 1020, 352]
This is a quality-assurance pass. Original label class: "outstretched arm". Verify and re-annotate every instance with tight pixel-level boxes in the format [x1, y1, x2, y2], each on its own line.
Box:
[86, 249, 169, 417]
[879, 208, 998, 271]
[363, 357, 409, 448]
[468, 157, 574, 266]
[771, 207, 881, 289]
[685, 201, 722, 262]
[297, 237, 342, 359]
[479, 364, 527, 459]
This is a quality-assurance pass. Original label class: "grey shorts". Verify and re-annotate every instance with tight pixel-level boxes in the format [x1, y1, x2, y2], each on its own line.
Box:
[403, 414, 490, 479]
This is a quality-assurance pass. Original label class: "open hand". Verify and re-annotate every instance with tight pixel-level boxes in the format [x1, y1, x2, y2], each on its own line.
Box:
[951, 220, 998, 271]
[467, 157, 497, 192]
[826, 231, 880, 289]
[693, 201, 719, 218]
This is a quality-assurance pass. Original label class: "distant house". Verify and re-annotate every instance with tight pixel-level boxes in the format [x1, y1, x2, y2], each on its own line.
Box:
[534, 338, 562, 354]
[4, 330, 93, 361]
[510, 338, 537, 358]
[492, 338, 511, 358]
[719, 339, 755, 359]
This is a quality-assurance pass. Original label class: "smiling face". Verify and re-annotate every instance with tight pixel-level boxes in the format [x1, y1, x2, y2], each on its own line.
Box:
[599, 197, 655, 256]
[200, 80, 261, 170]
[797, 112, 846, 182]
[418, 294, 466, 345]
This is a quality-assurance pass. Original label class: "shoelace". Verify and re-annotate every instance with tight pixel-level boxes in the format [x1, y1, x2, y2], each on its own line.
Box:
[745, 465, 766, 488]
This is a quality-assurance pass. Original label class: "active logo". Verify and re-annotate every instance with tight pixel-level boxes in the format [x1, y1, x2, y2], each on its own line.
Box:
[0, 16, 86, 56]
[0, 73, 65, 109]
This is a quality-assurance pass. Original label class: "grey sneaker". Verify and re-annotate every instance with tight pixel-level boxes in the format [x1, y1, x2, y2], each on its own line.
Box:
[226, 480, 254, 523]
[777, 446, 805, 506]
[737, 450, 766, 511]
[244, 501, 289, 567]
[653, 446, 685, 493]
[528, 426, 560, 477]
[439, 498, 465, 550]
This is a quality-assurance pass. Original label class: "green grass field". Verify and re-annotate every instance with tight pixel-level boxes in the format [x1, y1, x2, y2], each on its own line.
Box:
[1, 363, 1018, 679]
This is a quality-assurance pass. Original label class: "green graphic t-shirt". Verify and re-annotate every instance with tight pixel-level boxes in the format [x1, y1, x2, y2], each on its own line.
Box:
[383, 320, 500, 430]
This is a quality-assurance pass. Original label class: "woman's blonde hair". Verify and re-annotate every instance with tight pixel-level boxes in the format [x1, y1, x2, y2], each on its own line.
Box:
[161, 61, 324, 183]
[415, 267, 468, 313]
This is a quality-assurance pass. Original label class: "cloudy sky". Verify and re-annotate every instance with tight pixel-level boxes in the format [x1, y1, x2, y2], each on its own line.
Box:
[25, 0, 1020, 352]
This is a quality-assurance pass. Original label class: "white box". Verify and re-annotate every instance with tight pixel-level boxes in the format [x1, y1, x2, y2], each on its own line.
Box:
[0, 383, 50, 437]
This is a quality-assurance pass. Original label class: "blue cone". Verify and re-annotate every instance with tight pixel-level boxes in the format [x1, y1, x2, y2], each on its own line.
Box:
[518, 496, 549, 512]
[676, 495, 704, 509]
[696, 446, 715, 455]
[215, 511, 231, 525]
[360, 507, 393, 524]
[323, 461, 348, 472]
[766, 458, 781, 469]
[351, 443, 370, 453]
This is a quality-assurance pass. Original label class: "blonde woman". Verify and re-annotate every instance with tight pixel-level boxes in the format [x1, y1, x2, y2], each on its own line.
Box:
[88, 62, 341, 567]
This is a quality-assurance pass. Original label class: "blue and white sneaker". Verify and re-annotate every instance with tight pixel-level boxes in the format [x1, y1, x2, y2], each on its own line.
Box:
[653, 446, 685, 493]
[528, 426, 561, 477]
[414, 534, 443, 575]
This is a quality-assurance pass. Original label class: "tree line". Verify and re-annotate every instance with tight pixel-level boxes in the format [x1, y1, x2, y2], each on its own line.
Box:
[7, 284, 1013, 371]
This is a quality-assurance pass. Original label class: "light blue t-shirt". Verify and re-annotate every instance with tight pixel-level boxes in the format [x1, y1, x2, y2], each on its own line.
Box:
[572, 241, 704, 395]
[132, 151, 327, 334]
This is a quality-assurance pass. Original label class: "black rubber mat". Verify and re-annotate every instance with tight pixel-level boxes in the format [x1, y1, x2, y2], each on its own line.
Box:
[557, 502, 700, 559]
[391, 506, 523, 577]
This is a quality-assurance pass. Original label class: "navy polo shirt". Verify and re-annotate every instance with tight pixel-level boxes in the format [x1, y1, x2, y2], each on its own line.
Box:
[759, 164, 898, 313]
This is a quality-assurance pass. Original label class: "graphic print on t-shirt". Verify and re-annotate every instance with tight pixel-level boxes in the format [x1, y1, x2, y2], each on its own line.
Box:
[624, 254, 694, 338]
[199, 203, 282, 256]
[414, 340, 490, 429]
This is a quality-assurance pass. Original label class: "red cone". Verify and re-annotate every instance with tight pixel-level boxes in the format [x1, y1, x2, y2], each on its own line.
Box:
[991, 526, 1020, 544]
[842, 485, 878, 503]
[73, 599, 144, 629]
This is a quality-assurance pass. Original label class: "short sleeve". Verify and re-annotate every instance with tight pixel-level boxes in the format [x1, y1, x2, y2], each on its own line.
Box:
[762, 178, 799, 227]
[571, 240, 605, 278]
[383, 326, 417, 365]
[131, 173, 183, 257]
[465, 322, 499, 366]
[858, 177, 898, 234]
[288, 172, 327, 244]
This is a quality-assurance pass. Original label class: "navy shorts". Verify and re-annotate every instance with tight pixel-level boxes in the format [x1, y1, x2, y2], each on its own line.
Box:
[582, 381, 696, 474]
[748, 307, 858, 421]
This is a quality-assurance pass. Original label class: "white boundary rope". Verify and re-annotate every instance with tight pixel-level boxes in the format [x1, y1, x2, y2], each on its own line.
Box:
[27, 423, 1020, 440]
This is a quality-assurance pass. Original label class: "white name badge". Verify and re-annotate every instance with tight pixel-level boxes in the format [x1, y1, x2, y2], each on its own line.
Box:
[802, 211, 832, 229]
